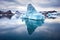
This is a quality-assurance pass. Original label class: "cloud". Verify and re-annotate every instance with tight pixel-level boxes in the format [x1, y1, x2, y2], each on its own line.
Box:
[0, 0, 60, 7]
[0, 0, 60, 11]
[0, 0, 22, 11]
[0, 0, 15, 2]
[15, 0, 29, 5]
[38, 0, 60, 7]
[31, 0, 50, 4]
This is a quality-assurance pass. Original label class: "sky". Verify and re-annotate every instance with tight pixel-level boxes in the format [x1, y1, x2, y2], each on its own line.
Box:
[0, 0, 60, 12]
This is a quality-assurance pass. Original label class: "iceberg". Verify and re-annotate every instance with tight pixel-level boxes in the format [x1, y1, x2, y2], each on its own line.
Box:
[22, 4, 45, 20]
[22, 4, 45, 35]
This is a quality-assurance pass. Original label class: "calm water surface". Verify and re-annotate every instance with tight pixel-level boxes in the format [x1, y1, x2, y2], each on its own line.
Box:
[0, 18, 60, 40]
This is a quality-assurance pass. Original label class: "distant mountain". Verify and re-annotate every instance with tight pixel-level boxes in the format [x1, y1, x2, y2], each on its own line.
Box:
[0, 10, 14, 19]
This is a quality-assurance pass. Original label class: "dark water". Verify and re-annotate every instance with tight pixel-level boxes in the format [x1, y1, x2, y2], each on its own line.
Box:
[0, 18, 60, 40]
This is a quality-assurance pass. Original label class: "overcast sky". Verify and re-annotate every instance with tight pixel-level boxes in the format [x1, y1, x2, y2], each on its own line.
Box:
[0, 0, 60, 11]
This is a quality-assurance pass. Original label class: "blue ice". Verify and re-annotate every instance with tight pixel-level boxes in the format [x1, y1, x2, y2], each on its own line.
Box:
[22, 4, 45, 20]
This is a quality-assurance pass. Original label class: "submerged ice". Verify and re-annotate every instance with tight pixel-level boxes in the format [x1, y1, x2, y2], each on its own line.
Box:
[23, 18, 44, 35]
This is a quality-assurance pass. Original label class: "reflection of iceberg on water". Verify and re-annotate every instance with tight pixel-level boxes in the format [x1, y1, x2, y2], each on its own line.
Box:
[22, 4, 45, 20]
[22, 4, 45, 35]
[11, 11, 21, 19]
[24, 19, 44, 35]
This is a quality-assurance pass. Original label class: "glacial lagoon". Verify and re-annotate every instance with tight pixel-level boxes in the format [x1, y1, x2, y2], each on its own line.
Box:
[0, 18, 60, 40]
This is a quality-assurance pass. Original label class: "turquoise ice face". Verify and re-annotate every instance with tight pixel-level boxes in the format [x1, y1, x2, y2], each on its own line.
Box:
[23, 18, 44, 35]
[27, 4, 36, 13]
[21, 4, 45, 35]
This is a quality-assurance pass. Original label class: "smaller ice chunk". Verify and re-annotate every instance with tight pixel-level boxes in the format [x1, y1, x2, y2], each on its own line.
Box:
[47, 12, 57, 18]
